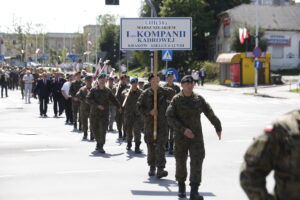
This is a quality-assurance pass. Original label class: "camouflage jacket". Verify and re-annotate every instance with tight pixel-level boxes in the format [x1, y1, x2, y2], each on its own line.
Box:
[163, 83, 180, 95]
[166, 91, 222, 141]
[240, 109, 300, 200]
[87, 86, 120, 117]
[137, 87, 175, 138]
[122, 88, 142, 117]
[143, 82, 151, 90]
[115, 83, 129, 104]
[76, 86, 91, 111]
[69, 80, 84, 97]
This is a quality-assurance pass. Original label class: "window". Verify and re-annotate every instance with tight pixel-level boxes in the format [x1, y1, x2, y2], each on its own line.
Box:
[224, 25, 230, 38]
[272, 46, 284, 58]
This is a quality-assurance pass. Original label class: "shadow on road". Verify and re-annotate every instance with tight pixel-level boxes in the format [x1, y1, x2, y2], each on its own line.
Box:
[89, 151, 124, 158]
[126, 150, 146, 161]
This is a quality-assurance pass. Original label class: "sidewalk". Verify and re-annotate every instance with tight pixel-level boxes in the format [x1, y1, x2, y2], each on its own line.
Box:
[195, 83, 300, 99]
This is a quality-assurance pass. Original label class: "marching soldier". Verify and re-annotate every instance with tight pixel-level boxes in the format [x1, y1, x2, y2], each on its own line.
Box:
[166, 75, 222, 200]
[240, 109, 300, 200]
[69, 71, 84, 130]
[138, 80, 144, 90]
[163, 71, 180, 154]
[107, 76, 117, 131]
[122, 77, 143, 153]
[87, 73, 121, 154]
[115, 74, 129, 139]
[76, 76, 94, 141]
[137, 73, 174, 179]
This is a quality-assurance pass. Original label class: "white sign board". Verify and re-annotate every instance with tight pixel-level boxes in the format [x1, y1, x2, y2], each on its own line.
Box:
[120, 17, 192, 50]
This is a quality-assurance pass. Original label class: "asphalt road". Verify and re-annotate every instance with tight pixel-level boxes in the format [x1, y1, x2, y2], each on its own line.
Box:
[0, 88, 299, 200]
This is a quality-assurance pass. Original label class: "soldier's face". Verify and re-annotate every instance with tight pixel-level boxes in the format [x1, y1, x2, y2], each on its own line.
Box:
[181, 82, 194, 92]
[167, 75, 174, 82]
[150, 76, 160, 87]
[131, 82, 138, 88]
[98, 77, 107, 85]
[85, 79, 92, 86]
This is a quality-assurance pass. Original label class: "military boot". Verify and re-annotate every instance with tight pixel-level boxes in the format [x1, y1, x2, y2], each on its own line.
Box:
[126, 141, 132, 150]
[178, 182, 186, 198]
[156, 168, 168, 179]
[90, 132, 94, 141]
[134, 142, 142, 154]
[79, 122, 82, 131]
[118, 130, 123, 139]
[82, 131, 88, 140]
[148, 166, 156, 176]
[74, 122, 77, 130]
[98, 144, 106, 154]
[190, 183, 204, 200]
[168, 141, 174, 155]
[95, 143, 100, 151]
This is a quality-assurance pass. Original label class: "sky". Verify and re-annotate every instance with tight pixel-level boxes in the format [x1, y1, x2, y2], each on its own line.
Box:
[0, 0, 143, 33]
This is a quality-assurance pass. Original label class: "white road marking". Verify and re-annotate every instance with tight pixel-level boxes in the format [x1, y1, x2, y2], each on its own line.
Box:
[0, 175, 16, 178]
[56, 169, 105, 175]
[24, 148, 68, 152]
[224, 139, 252, 143]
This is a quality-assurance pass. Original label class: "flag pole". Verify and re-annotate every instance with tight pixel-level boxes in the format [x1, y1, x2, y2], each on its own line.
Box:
[153, 50, 158, 141]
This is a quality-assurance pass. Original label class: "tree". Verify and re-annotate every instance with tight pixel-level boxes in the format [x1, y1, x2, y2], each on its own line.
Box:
[230, 26, 267, 52]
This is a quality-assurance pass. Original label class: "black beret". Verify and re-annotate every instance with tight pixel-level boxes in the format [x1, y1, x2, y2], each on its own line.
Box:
[148, 73, 154, 81]
[181, 75, 194, 83]
[85, 75, 92, 80]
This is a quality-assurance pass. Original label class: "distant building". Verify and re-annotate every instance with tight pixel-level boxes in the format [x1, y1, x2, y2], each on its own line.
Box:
[216, 4, 300, 70]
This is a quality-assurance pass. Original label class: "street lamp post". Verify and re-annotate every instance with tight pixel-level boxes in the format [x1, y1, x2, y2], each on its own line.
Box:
[254, 0, 259, 94]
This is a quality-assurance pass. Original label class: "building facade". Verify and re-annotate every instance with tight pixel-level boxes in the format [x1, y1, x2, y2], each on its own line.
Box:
[216, 4, 300, 70]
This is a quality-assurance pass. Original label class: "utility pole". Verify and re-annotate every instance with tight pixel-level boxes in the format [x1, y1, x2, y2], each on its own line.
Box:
[95, 19, 99, 64]
[254, 0, 259, 94]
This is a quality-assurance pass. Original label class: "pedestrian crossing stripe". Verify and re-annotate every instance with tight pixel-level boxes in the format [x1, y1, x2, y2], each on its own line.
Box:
[162, 50, 173, 61]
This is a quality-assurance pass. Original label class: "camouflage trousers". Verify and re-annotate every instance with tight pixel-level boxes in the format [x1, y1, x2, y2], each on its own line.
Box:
[124, 114, 142, 143]
[72, 100, 80, 123]
[175, 138, 205, 184]
[146, 142, 166, 168]
[108, 105, 116, 129]
[80, 106, 90, 132]
[90, 115, 109, 145]
[115, 111, 125, 132]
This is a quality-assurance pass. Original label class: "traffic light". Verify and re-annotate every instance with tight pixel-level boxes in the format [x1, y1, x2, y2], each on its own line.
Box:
[105, 0, 119, 5]
[120, 50, 126, 59]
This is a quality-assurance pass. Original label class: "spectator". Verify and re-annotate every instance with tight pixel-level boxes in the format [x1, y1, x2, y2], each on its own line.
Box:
[23, 70, 34, 104]
[199, 68, 206, 86]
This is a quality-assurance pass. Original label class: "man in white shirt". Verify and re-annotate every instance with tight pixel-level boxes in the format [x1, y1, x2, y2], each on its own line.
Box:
[61, 74, 73, 124]
[23, 70, 34, 103]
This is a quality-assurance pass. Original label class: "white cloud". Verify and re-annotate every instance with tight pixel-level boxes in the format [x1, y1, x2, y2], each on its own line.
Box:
[0, 0, 143, 33]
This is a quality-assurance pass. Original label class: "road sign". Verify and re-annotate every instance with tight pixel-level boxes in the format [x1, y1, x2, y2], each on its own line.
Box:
[162, 50, 173, 61]
[254, 59, 262, 69]
[68, 54, 78, 62]
[120, 17, 192, 50]
[253, 47, 262, 58]
[0, 55, 4, 60]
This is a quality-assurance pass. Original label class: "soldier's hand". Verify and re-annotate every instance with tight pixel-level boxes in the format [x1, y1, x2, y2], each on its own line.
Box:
[150, 109, 158, 116]
[73, 97, 79, 101]
[184, 128, 195, 139]
[118, 108, 122, 113]
[98, 105, 104, 110]
[85, 100, 89, 104]
[216, 131, 222, 140]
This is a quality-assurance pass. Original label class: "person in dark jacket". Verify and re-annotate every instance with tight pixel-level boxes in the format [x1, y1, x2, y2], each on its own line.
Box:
[51, 72, 66, 117]
[34, 72, 52, 117]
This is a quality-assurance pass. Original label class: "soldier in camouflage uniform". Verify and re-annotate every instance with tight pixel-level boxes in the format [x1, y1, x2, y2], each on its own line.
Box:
[69, 71, 84, 130]
[166, 75, 222, 200]
[163, 71, 181, 155]
[108, 76, 117, 131]
[87, 73, 121, 154]
[240, 109, 300, 200]
[115, 74, 129, 139]
[137, 73, 175, 179]
[76, 76, 94, 141]
[122, 77, 143, 153]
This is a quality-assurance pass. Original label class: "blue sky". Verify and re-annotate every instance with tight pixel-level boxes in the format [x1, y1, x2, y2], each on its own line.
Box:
[0, 0, 143, 33]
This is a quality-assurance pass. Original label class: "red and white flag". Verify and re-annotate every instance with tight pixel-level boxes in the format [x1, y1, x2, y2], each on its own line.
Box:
[35, 48, 42, 54]
[239, 28, 249, 44]
[87, 41, 92, 46]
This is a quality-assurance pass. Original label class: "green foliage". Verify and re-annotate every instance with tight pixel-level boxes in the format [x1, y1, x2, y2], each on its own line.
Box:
[127, 66, 148, 77]
[289, 88, 299, 93]
[230, 26, 267, 52]
[192, 61, 219, 81]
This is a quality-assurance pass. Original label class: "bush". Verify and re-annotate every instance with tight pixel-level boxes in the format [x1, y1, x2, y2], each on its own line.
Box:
[192, 61, 219, 81]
